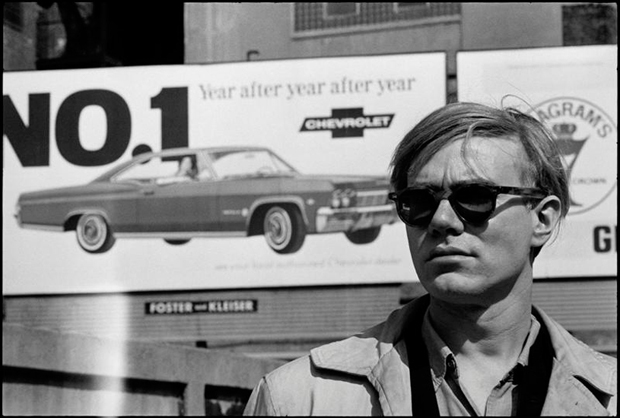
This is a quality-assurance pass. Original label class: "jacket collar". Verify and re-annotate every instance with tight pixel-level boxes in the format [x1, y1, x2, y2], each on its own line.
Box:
[310, 295, 615, 416]
[310, 295, 427, 374]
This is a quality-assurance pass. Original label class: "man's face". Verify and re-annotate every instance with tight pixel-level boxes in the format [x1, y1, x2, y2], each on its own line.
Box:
[406, 136, 537, 306]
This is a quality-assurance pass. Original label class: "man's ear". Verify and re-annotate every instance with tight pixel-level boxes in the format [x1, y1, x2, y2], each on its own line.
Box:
[531, 195, 562, 248]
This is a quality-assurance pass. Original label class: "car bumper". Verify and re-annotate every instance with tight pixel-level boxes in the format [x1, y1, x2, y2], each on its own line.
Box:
[315, 204, 397, 233]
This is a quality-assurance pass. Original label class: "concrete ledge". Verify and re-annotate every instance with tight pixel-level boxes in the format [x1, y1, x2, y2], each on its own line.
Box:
[3, 323, 285, 415]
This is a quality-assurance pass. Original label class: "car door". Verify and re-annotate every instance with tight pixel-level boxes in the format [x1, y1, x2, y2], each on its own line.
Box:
[136, 181, 202, 232]
[127, 153, 204, 233]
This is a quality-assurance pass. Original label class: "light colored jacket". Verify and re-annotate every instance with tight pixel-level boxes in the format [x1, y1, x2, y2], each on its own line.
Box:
[244, 296, 617, 416]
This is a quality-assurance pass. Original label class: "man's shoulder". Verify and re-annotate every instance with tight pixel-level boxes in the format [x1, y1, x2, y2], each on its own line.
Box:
[263, 333, 380, 386]
[244, 296, 431, 415]
[250, 344, 377, 416]
[261, 354, 313, 390]
[260, 298, 423, 388]
[535, 304, 616, 366]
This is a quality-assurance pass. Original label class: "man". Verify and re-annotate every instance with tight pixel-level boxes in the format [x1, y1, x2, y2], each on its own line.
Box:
[243, 102, 617, 416]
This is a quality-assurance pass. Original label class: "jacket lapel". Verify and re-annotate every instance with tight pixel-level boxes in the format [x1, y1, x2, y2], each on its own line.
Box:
[367, 340, 412, 416]
[542, 360, 611, 416]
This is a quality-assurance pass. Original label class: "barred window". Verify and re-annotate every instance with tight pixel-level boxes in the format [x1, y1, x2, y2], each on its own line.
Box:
[562, 3, 617, 46]
[394, 3, 429, 13]
[325, 3, 359, 18]
[294, 2, 461, 33]
[4, 2, 24, 32]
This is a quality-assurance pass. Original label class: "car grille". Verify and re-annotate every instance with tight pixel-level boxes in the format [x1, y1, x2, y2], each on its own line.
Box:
[356, 190, 389, 207]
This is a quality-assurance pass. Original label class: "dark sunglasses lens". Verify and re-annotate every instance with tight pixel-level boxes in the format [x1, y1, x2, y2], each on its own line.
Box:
[398, 190, 437, 226]
[396, 185, 500, 226]
[452, 185, 496, 224]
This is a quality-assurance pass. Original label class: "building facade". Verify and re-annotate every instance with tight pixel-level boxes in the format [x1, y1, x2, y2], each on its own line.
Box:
[184, 3, 615, 100]
[3, 3, 617, 360]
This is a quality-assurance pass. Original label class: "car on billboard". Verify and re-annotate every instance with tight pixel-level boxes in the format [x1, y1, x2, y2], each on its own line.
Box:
[15, 146, 397, 254]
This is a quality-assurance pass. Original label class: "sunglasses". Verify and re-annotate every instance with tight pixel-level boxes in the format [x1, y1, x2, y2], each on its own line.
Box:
[388, 183, 547, 227]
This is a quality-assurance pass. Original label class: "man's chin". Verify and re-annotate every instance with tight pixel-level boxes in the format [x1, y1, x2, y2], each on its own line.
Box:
[424, 275, 494, 304]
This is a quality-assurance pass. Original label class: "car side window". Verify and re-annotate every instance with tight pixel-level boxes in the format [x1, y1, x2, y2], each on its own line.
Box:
[195, 153, 214, 181]
[156, 155, 200, 185]
[210, 150, 293, 179]
[115, 155, 199, 185]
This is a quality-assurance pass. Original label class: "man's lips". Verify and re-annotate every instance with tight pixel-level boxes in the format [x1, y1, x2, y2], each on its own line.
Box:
[427, 246, 472, 261]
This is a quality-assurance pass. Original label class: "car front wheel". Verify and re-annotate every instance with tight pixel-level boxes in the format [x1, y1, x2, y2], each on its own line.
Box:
[76, 214, 116, 253]
[263, 206, 306, 254]
[345, 226, 381, 245]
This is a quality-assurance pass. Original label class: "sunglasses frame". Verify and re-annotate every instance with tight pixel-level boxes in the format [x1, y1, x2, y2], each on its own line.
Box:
[388, 183, 547, 227]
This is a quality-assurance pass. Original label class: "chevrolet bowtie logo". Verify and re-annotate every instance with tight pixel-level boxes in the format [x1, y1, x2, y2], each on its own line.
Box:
[301, 108, 394, 138]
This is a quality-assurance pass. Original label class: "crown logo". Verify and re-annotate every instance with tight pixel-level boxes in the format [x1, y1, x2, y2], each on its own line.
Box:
[532, 97, 616, 216]
[551, 122, 589, 208]
[552, 123, 577, 139]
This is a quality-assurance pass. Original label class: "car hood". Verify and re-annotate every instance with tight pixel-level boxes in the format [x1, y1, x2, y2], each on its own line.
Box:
[18, 182, 136, 203]
[292, 173, 391, 190]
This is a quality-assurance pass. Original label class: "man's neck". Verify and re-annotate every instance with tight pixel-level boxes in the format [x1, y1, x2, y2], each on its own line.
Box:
[427, 289, 533, 362]
[425, 289, 535, 413]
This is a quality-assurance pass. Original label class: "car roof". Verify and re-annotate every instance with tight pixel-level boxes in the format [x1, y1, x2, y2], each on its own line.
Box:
[137, 146, 270, 159]
[128, 146, 271, 162]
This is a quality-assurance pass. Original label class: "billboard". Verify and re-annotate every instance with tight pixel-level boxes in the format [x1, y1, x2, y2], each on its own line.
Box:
[457, 45, 617, 279]
[3, 53, 447, 295]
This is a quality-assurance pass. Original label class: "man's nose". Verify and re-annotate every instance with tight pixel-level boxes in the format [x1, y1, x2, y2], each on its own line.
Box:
[428, 199, 464, 235]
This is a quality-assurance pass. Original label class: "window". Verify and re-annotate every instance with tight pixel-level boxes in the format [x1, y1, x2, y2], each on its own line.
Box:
[562, 3, 617, 46]
[293, 2, 461, 33]
[4, 3, 24, 32]
[115, 154, 200, 184]
[325, 3, 359, 18]
[204, 385, 251, 416]
[395, 3, 430, 11]
[394, 2, 460, 18]
[209, 150, 295, 179]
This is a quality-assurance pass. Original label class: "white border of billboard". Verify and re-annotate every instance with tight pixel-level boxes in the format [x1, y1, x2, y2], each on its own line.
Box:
[3, 53, 447, 295]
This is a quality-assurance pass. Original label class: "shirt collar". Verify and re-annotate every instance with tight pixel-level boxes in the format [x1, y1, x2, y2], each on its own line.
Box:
[516, 316, 541, 367]
[421, 310, 541, 389]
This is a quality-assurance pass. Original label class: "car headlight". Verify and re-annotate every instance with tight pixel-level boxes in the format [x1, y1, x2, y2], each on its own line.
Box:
[331, 193, 342, 208]
[331, 189, 356, 209]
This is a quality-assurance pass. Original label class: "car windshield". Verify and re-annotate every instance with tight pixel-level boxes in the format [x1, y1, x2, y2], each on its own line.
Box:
[209, 150, 296, 179]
